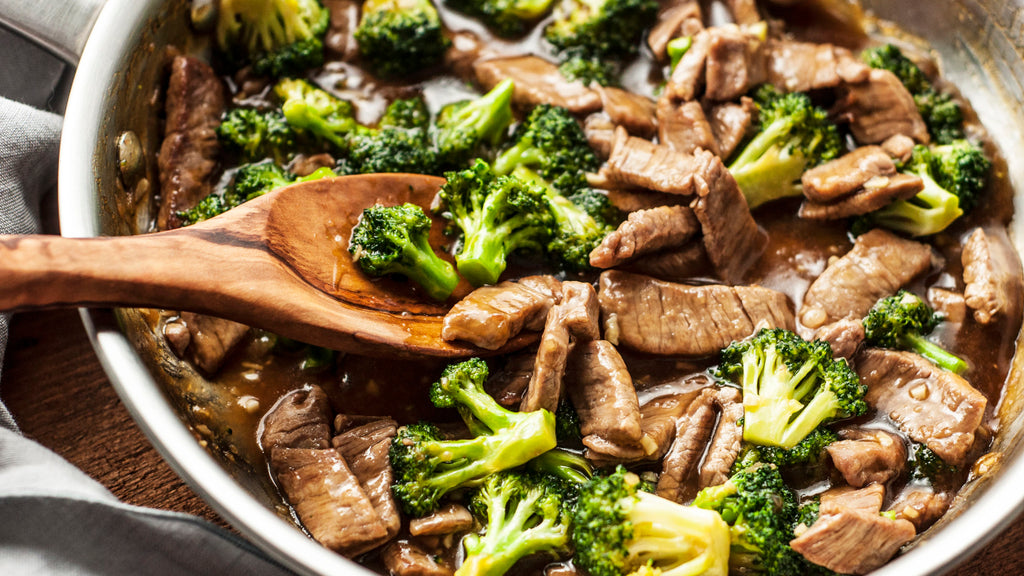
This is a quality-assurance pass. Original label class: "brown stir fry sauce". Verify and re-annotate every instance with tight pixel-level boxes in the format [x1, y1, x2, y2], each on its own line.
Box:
[154, 0, 1024, 574]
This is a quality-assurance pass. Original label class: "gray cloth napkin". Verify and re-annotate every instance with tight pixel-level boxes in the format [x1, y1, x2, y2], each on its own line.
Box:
[0, 97, 298, 575]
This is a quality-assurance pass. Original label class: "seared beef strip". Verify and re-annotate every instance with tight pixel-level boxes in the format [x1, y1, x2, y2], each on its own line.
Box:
[699, 387, 745, 488]
[175, 312, 250, 374]
[833, 68, 930, 144]
[702, 25, 769, 102]
[621, 243, 712, 282]
[928, 287, 967, 324]
[484, 350, 536, 407]
[590, 205, 701, 269]
[262, 387, 333, 450]
[560, 281, 601, 342]
[442, 276, 561, 350]
[157, 55, 225, 231]
[606, 188, 688, 212]
[813, 318, 865, 362]
[566, 340, 644, 451]
[408, 503, 474, 537]
[647, 0, 703, 61]
[707, 97, 756, 159]
[799, 173, 923, 220]
[332, 417, 400, 540]
[666, 30, 710, 101]
[602, 128, 704, 195]
[766, 40, 868, 93]
[724, 0, 760, 24]
[584, 113, 617, 159]
[598, 270, 794, 355]
[827, 428, 907, 488]
[881, 133, 916, 164]
[597, 85, 657, 138]
[322, 0, 360, 59]
[588, 391, 697, 467]
[800, 229, 933, 329]
[820, 483, 885, 515]
[656, 99, 719, 155]
[801, 146, 898, 203]
[474, 56, 601, 113]
[856, 348, 987, 465]
[962, 227, 1024, 324]
[381, 540, 454, 576]
[888, 489, 952, 532]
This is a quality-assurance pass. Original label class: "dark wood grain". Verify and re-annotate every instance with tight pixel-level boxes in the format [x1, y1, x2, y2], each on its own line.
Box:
[1, 307, 1022, 574]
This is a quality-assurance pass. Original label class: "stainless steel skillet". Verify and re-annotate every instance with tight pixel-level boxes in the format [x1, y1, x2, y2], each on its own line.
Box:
[2, 0, 1024, 575]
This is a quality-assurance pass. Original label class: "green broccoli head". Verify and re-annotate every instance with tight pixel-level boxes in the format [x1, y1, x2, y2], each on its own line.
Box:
[437, 160, 555, 286]
[911, 443, 959, 482]
[713, 328, 867, 449]
[860, 44, 931, 94]
[735, 428, 839, 473]
[379, 96, 432, 131]
[862, 290, 967, 374]
[390, 358, 557, 516]
[493, 104, 600, 196]
[729, 85, 843, 209]
[544, 0, 658, 59]
[348, 203, 459, 301]
[434, 79, 516, 170]
[446, 0, 556, 37]
[572, 466, 731, 576]
[929, 139, 990, 213]
[354, 0, 450, 78]
[274, 78, 358, 149]
[217, 108, 302, 164]
[347, 126, 438, 174]
[459, 471, 573, 576]
[558, 52, 617, 87]
[216, 0, 329, 77]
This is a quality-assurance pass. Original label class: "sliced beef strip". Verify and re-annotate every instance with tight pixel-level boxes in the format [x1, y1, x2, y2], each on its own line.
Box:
[582, 435, 647, 461]
[813, 318, 865, 362]
[484, 350, 536, 407]
[584, 113, 617, 159]
[665, 29, 710, 102]
[833, 68, 930, 145]
[928, 287, 967, 324]
[597, 86, 657, 138]
[707, 97, 756, 160]
[819, 483, 885, 516]
[566, 340, 643, 448]
[962, 227, 1024, 324]
[798, 173, 923, 220]
[176, 312, 250, 375]
[856, 348, 987, 465]
[656, 98, 719, 155]
[261, 386, 332, 451]
[791, 499, 916, 575]
[332, 418, 400, 540]
[381, 540, 454, 576]
[702, 25, 769, 102]
[322, 0, 360, 59]
[622, 243, 712, 282]
[599, 270, 794, 355]
[801, 146, 898, 203]
[648, 0, 703, 61]
[474, 56, 602, 114]
[690, 151, 768, 283]
[442, 275, 561, 350]
[766, 40, 868, 93]
[888, 489, 951, 532]
[698, 387, 744, 489]
[157, 55, 226, 231]
[606, 188, 688, 212]
[408, 503, 475, 537]
[560, 281, 601, 341]
[589, 205, 701, 268]
[588, 391, 698, 467]
[602, 128, 703, 195]
[881, 133, 916, 164]
[800, 229, 934, 329]
[724, 0, 760, 24]
[827, 428, 907, 488]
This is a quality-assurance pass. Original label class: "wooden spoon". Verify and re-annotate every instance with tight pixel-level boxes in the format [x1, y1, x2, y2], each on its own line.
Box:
[0, 174, 536, 357]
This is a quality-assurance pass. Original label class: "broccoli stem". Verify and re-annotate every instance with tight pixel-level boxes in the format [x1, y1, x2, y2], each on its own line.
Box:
[457, 489, 564, 576]
[394, 235, 459, 301]
[903, 332, 968, 374]
[493, 141, 546, 176]
[457, 215, 533, 286]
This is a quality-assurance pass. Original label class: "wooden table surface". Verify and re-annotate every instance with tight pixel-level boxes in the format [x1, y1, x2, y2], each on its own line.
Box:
[3, 307, 1022, 574]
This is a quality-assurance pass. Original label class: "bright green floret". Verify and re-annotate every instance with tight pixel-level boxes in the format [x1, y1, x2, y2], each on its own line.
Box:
[434, 79, 516, 170]
[354, 0, 449, 78]
[930, 139, 990, 213]
[436, 160, 555, 286]
[216, 0, 329, 77]
[734, 428, 839, 473]
[390, 358, 557, 516]
[558, 53, 617, 87]
[572, 466, 731, 576]
[457, 471, 573, 576]
[348, 203, 459, 301]
[493, 104, 600, 195]
[713, 328, 867, 450]
[528, 447, 592, 485]
[729, 85, 843, 210]
[911, 443, 958, 482]
[446, 0, 557, 37]
[347, 125, 437, 174]
[217, 108, 302, 164]
[544, 0, 658, 59]
[274, 78, 358, 149]
[863, 290, 967, 374]
[861, 44, 965, 144]
[380, 96, 432, 131]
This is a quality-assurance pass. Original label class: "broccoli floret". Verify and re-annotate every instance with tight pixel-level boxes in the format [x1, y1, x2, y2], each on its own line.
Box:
[667, 36, 693, 71]
[728, 85, 843, 209]
[434, 79, 516, 170]
[436, 160, 555, 286]
[929, 139, 990, 213]
[693, 464, 812, 575]
[544, 0, 658, 59]
[911, 443, 959, 482]
[354, 0, 449, 78]
[713, 328, 867, 449]
[554, 397, 583, 444]
[493, 104, 600, 195]
[572, 466, 731, 576]
[446, 0, 556, 37]
[217, 108, 302, 164]
[274, 78, 358, 150]
[390, 358, 557, 516]
[347, 126, 438, 174]
[459, 471, 573, 576]
[529, 447, 593, 485]
[558, 53, 617, 87]
[862, 290, 967, 374]
[216, 0, 329, 77]
[380, 96, 432, 131]
[348, 203, 460, 301]
[735, 428, 839, 473]
[861, 44, 965, 144]
[794, 498, 821, 532]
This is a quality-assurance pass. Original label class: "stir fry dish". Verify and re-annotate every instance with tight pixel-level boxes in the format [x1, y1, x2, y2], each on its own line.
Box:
[150, 0, 1024, 574]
